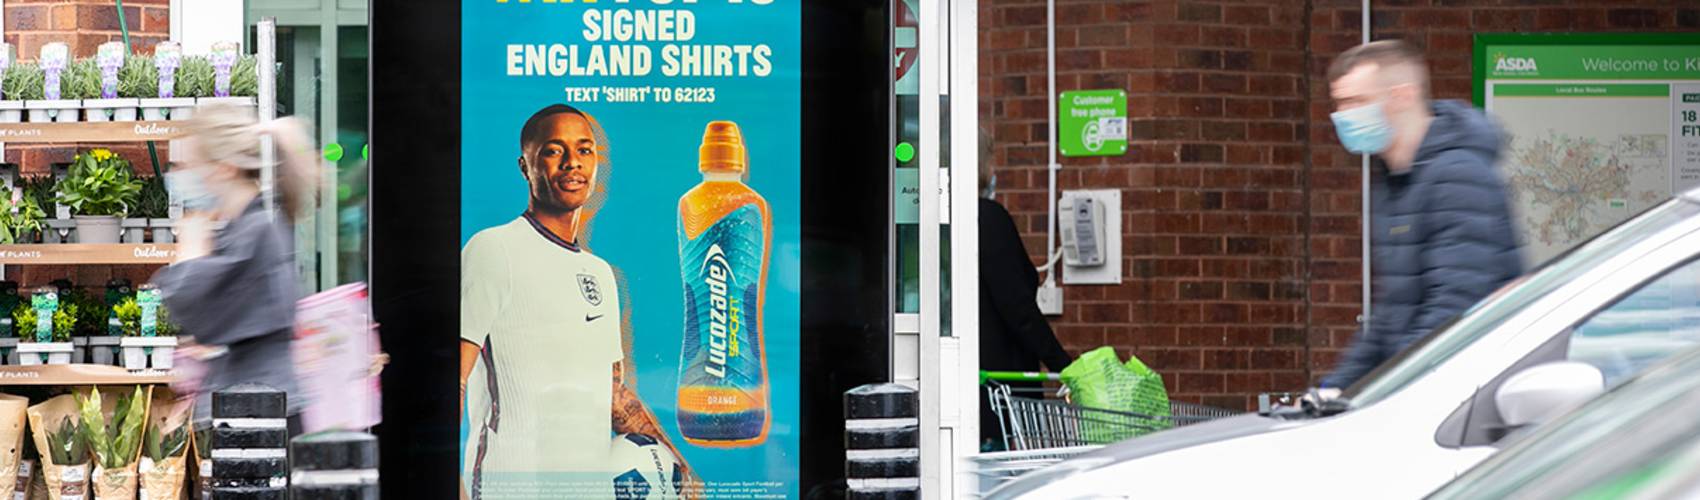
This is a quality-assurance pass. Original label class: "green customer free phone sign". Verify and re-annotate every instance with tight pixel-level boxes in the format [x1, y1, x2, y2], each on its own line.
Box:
[1059, 89, 1128, 157]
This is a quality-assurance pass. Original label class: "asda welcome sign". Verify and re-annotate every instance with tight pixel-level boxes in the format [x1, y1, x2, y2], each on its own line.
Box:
[1489, 45, 1700, 80]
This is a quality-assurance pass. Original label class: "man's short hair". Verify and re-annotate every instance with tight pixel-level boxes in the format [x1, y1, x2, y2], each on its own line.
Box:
[519, 104, 588, 150]
[1327, 40, 1429, 96]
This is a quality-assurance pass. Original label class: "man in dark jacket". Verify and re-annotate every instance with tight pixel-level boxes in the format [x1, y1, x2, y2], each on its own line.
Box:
[978, 128, 1073, 448]
[1321, 40, 1524, 388]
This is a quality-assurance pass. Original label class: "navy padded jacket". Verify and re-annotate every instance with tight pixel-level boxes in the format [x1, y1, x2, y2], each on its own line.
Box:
[1322, 100, 1525, 388]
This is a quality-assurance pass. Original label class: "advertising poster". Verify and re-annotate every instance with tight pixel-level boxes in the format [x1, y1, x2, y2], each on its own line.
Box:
[459, 1, 801, 499]
[1475, 35, 1700, 265]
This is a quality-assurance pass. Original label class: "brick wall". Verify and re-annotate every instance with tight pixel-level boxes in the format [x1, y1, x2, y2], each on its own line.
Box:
[2, 0, 172, 288]
[981, 0, 1699, 409]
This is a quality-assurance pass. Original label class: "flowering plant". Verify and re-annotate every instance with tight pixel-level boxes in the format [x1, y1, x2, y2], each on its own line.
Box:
[57, 149, 143, 217]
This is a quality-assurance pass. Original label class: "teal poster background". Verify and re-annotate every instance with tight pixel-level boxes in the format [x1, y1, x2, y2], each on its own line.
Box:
[460, 1, 801, 498]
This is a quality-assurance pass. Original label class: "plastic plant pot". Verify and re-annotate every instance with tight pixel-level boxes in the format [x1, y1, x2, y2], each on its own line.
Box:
[120, 336, 175, 371]
[148, 218, 174, 243]
[70, 336, 87, 363]
[0, 102, 21, 123]
[17, 342, 72, 365]
[25, 100, 78, 123]
[73, 215, 120, 244]
[44, 219, 74, 244]
[83, 98, 139, 122]
[195, 96, 256, 117]
[87, 335, 121, 366]
[121, 218, 147, 243]
[139, 98, 194, 121]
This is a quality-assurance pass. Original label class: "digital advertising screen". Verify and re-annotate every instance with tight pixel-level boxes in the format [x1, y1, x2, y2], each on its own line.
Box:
[457, 2, 801, 499]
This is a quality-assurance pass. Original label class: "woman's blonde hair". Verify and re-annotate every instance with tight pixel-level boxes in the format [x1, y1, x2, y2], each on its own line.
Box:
[184, 102, 319, 221]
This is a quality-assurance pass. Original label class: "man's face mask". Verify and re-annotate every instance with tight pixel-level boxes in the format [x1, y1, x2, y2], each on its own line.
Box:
[1330, 101, 1394, 155]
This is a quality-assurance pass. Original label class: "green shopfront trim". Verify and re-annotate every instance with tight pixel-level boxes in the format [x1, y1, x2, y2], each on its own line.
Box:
[1473, 33, 1700, 108]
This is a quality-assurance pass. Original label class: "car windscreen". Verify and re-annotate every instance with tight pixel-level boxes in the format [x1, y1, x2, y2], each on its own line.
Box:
[1342, 199, 1700, 407]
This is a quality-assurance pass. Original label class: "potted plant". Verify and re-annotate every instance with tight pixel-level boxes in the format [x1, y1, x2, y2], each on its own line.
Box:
[120, 177, 153, 243]
[4, 63, 43, 124]
[19, 176, 71, 244]
[200, 42, 256, 112]
[114, 297, 143, 368]
[84, 43, 136, 122]
[60, 287, 105, 364]
[142, 43, 193, 121]
[120, 285, 174, 370]
[172, 56, 213, 121]
[138, 399, 187, 500]
[137, 175, 171, 243]
[122, 53, 159, 120]
[0, 284, 20, 365]
[29, 410, 90, 500]
[61, 58, 100, 122]
[153, 306, 179, 368]
[2, 302, 26, 365]
[0, 184, 45, 244]
[27, 44, 79, 123]
[55, 149, 142, 244]
[78, 387, 146, 500]
[18, 288, 75, 365]
[231, 54, 259, 98]
[0, 43, 21, 123]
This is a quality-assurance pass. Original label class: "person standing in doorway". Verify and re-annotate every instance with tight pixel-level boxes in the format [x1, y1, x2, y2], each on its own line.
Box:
[1321, 40, 1524, 389]
[977, 127, 1073, 450]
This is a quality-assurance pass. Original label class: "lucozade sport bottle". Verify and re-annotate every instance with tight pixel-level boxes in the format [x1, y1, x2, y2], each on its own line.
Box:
[676, 121, 771, 447]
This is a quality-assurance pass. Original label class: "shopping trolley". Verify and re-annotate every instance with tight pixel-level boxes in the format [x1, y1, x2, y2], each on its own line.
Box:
[970, 371, 1240, 496]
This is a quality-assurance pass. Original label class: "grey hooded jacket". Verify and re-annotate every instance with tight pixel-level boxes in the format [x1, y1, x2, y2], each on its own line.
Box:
[1323, 100, 1525, 388]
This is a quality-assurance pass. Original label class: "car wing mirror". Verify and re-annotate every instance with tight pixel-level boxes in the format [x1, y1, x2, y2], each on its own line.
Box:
[1495, 361, 1604, 429]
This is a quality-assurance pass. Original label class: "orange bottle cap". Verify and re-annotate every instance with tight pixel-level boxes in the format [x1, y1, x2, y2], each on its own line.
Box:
[699, 121, 747, 174]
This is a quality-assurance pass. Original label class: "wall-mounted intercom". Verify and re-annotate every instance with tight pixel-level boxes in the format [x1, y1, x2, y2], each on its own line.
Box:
[1058, 189, 1122, 285]
[1059, 194, 1106, 267]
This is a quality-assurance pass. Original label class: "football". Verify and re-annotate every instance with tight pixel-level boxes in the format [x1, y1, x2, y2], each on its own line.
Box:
[609, 433, 684, 500]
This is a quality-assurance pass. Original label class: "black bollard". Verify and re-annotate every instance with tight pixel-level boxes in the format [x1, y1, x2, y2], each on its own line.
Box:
[291, 432, 379, 500]
[844, 384, 920, 500]
[210, 384, 289, 500]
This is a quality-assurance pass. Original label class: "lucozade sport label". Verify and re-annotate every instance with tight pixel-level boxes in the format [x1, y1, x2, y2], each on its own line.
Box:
[677, 122, 771, 447]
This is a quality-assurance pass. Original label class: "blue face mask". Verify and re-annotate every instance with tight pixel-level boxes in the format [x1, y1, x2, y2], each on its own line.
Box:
[165, 169, 220, 211]
[1330, 101, 1394, 155]
[982, 173, 997, 199]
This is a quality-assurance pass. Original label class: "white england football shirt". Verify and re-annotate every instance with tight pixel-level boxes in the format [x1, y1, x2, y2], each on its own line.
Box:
[461, 215, 622, 481]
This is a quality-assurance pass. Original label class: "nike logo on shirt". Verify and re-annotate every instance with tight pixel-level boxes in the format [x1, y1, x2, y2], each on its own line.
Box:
[586, 314, 605, 322]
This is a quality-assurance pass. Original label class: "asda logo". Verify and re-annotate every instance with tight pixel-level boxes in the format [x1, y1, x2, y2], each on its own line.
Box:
[1494, 54, 1539, 74]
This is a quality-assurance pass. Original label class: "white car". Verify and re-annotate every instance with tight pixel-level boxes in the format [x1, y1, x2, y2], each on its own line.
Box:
[988, 188, 1700, 500]
[1427, 345, 1700, 500]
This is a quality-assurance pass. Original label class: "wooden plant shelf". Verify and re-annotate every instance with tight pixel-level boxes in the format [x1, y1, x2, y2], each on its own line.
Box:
[0, 243, 177, 265]
[0, 364, 172, 386]
[0, 121, 183, 143]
